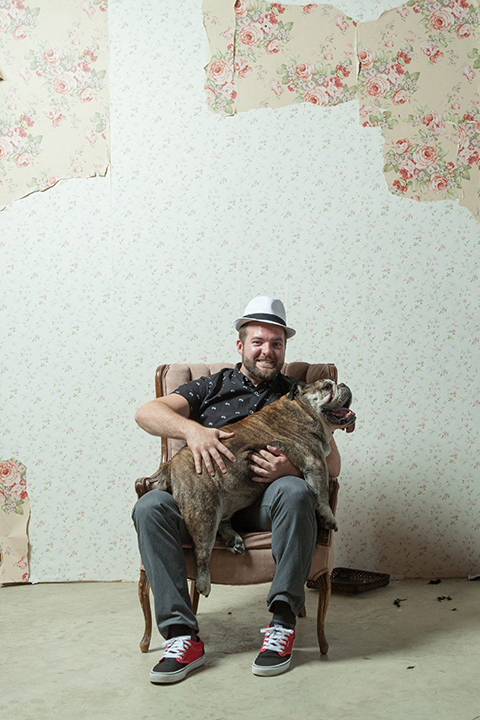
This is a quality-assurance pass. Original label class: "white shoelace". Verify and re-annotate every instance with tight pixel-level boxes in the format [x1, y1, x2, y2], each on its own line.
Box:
[160, 635, 193, 659]
[259, 625, 294, 652]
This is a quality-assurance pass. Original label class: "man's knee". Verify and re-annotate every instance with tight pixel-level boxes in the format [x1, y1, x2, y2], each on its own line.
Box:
[269, 476, 317, 511]
[264, 476, 318, 526]
[132, 489, 178, 530]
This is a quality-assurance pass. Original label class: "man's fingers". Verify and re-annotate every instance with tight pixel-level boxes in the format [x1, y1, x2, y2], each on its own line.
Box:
[249, 452, 269, 469]
[193, 450, 203, 475]
[248, 463, 267, 475]
[265, 445, 283, 456]
[198, 443, 235, 476]
[217, 432, 236, 463]
[200, 450, 216, 476]
[210, 448, 227, 475]
[219, 445, 236, 464]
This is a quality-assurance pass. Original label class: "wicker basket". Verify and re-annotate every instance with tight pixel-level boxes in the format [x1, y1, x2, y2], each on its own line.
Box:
[331, 567, 390, 594]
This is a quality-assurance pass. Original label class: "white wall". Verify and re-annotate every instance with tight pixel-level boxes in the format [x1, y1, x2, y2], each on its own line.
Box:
[1, 0, 479, 581]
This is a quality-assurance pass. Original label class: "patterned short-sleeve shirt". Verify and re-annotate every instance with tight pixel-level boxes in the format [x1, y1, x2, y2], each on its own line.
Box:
[173, 363, 296, 429]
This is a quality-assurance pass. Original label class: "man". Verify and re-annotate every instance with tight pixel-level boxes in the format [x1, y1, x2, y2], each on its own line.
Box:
[133, 296, 348, 683]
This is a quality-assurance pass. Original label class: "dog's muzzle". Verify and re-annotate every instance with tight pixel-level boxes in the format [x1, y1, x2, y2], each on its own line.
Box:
[321, 383, 356, 426]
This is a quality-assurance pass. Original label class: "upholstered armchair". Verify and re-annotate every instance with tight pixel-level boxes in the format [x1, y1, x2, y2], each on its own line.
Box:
[135, 361, 339, 655]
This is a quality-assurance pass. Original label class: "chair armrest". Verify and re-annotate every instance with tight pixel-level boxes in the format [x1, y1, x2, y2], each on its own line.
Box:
[135, 473, 160, 499]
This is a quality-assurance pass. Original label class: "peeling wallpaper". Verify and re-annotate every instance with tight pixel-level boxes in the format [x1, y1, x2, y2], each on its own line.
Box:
[0, 0, 479, 583]
[203, 0, 480, 221]
[0, 0, 109, 209]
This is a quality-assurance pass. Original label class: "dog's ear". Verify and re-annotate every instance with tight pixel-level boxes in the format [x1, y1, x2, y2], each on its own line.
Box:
[288, 381, 305, 400]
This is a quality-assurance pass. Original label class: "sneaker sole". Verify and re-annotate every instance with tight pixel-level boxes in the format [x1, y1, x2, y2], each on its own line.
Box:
[150, 655, 206, 684]
[252, 656, 292, 677]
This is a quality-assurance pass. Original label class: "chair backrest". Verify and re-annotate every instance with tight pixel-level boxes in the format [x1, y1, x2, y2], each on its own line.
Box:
[155, 362, 338, 463]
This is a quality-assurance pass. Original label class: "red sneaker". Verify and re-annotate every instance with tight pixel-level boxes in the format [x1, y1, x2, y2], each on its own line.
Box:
[252, 625, 295, 677]
[150, 635, 205, 684]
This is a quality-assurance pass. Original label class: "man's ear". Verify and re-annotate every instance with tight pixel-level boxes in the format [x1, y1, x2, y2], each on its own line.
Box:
[236, 338, 243, 356]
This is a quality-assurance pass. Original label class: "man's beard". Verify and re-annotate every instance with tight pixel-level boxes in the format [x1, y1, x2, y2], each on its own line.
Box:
[242, 353, 283, 382]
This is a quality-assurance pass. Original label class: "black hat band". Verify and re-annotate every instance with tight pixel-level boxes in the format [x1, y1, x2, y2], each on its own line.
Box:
[243, 313, 286, 326]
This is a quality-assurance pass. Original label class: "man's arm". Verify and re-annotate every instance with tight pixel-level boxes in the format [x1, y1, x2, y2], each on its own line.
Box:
[326, 435, 341, 477]
[327, 418, 355, 476]
[135, 394, 236, 476]
[249, 434, 341, 483]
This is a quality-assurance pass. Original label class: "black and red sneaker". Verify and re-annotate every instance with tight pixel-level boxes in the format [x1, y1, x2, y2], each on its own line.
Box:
[252, 625, 295, 677]
[150, 635, 205, 684]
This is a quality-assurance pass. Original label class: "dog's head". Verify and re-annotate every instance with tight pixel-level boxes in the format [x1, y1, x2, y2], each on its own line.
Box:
[289, 379, 356, 428]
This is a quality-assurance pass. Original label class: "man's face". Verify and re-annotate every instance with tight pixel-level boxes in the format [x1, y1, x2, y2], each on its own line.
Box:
[237, 322, 286, 385]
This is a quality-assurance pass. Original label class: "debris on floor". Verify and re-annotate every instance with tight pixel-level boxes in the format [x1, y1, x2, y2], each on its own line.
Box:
[393, 597, 407, 608]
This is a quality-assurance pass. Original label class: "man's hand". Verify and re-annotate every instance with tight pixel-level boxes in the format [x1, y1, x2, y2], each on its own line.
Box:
[248, 445, 302, 483]
[184, 424, 236, 476]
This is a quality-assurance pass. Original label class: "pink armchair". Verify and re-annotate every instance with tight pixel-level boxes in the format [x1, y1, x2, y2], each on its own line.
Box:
[135, 361, 339, 655]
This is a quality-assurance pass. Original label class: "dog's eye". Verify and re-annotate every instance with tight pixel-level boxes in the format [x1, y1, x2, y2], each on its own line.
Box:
[323, 382, 332, 390]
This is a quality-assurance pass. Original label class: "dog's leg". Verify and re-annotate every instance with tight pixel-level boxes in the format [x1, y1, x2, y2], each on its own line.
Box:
[186, 507, 222, 598]
[263, 440, 337, 531]
[262, 439, 337, 530]
[218, 520, 245, 555]
[303, 459, 338, 532]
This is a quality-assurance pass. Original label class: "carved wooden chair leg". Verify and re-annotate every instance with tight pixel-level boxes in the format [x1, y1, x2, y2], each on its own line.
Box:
[297, 605, 307, 618]
[315, 571, 332, 655]
[190, 580, 200, 615]
[138, 568, 152, 653]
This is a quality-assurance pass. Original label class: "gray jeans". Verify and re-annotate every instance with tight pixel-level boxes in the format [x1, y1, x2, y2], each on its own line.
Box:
[132, 475, 317, 638]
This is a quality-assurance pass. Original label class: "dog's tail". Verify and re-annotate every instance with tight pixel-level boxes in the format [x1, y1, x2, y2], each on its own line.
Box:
[135, 464, 172, 496]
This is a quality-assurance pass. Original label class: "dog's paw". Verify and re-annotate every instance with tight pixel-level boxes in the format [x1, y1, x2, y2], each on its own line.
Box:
[218, 521, 245, 555]
[316, 508, 338, 532]
[325, 517, 338, 532]
[196, 567, 211, 597]
[227, 535, 245, 555]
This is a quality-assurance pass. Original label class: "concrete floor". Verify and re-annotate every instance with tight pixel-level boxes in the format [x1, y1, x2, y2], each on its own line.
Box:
[1, 578, 479, 720]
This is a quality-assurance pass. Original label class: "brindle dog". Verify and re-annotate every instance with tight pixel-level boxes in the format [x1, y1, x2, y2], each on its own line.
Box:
[144, 379, 355, 597]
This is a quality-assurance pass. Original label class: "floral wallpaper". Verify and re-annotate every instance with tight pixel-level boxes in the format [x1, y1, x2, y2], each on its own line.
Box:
[204, 1, 357, 113]
[203, 0, 480, 221]
[358, 1, 480, 219]
[0, 459, 30, 583]
[0, 0, 479, 584]
[0, 0, 109, 209]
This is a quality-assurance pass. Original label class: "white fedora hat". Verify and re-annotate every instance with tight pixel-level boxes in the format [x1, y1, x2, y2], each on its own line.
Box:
[233, 296, 296, 339]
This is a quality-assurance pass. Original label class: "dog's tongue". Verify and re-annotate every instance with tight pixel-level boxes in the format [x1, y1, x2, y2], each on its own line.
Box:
[329, 407, 354, 418]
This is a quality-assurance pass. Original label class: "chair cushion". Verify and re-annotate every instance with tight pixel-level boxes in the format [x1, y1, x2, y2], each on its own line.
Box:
[182, 532, 332, 585]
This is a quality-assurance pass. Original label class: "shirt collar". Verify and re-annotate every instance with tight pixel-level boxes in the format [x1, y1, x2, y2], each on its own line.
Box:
[234, 362, 281, 391]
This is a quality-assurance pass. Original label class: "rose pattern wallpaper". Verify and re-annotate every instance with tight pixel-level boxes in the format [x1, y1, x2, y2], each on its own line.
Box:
[0, 459, 30, 583]
[203, 0, 480, 221]
[0, 0, 109, 209]
[0, 0, 479, 584]
[357, 0, 480, 219]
